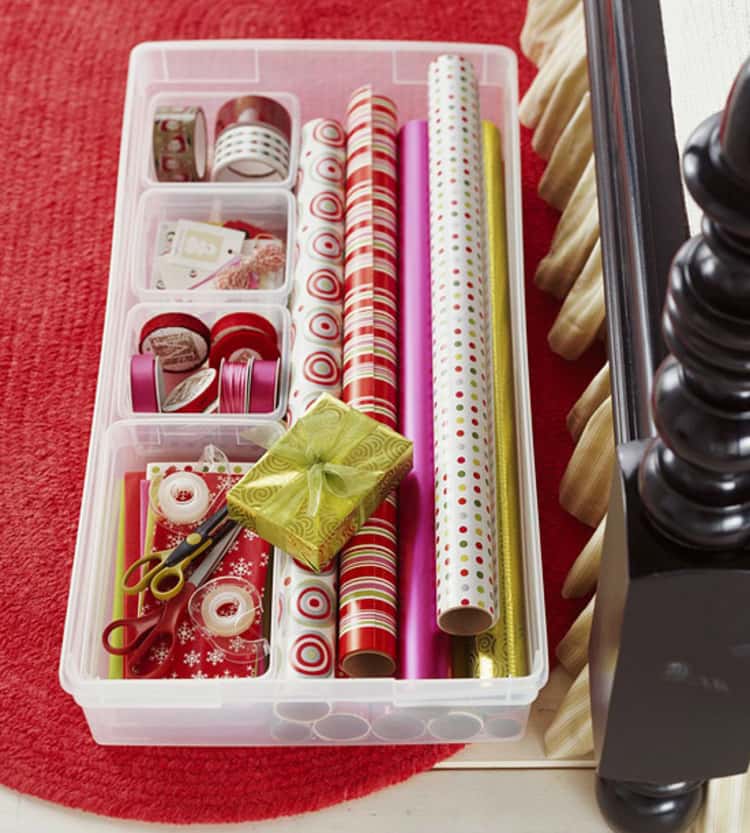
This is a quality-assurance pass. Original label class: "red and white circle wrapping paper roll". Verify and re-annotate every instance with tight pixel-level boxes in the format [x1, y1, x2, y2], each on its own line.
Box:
[274, 556, 339, 682]
[337, 88, 400, 678]
[279, 118, 347, 682]
[428, 55, 499, 636]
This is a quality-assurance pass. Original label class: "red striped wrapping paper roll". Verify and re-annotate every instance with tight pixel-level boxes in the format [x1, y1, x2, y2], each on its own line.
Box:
[279, 118, 346, 683]
[428, 55, 500, 636]
[338, 86, 399, 678]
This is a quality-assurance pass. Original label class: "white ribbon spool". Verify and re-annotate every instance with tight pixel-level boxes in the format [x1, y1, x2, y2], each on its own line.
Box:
[157, 471, 210, 524]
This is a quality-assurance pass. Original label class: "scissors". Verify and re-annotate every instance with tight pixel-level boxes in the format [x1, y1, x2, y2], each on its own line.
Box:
[121, 505, 230, 601]
[103, 522, 241, 678]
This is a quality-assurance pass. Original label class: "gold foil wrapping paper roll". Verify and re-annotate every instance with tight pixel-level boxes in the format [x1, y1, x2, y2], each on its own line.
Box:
[466, 122, 528, 678]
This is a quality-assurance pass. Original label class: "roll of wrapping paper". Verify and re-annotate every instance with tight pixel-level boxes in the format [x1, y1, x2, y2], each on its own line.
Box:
[396, 120, 451, 680]
[280, 118, 346, 680]
[338, 86, 399, 678]
[288, 118, 346, 419]
[428, 54, 500, 636]
[466, 122, 528, 678]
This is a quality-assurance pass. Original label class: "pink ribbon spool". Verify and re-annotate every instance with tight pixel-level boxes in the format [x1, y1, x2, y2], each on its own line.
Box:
[219, 359, 253, 413]
[249, 358, 280, 413]
[130, 354, 163, 412]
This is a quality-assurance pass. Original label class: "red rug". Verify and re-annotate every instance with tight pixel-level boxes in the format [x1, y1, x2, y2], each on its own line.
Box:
[0, 0, 600, 823]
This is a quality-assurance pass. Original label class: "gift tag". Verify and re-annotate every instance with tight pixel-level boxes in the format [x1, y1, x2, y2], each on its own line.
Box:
[167, 220, 245, 271]
[154, 222, 210, 290]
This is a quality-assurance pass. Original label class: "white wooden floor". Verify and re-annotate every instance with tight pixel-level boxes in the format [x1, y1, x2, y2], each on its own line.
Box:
[0, 770, 606, 833]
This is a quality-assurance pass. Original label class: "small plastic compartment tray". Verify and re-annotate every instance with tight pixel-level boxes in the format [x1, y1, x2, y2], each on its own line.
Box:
[118, 302, 291, 420]
[144, 90, 300, 190]
[60, 39, 547, 747]
[132, 187, 295, 304]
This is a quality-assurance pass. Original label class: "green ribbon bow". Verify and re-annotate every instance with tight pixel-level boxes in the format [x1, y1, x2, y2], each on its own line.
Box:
[254, 403, 382, 535]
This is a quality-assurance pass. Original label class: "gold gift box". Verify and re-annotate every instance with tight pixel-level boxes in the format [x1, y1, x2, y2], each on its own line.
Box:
[227, 394, 413, 571]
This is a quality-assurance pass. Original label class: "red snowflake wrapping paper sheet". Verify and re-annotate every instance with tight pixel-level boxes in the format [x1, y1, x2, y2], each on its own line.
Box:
[118, 463, 272, 679]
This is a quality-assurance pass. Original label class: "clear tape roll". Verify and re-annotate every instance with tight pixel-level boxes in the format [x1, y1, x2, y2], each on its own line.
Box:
[188, 576, 269, 665]
[201, 586, 257, 637]
[157, 471, 210, 524]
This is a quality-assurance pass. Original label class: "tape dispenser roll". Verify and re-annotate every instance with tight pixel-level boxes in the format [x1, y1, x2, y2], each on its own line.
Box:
[189, 576, 269, 665]
[156, 471, 211, 525]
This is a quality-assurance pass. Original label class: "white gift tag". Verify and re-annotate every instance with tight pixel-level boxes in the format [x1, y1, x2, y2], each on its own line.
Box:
[167, 220, 245, 270]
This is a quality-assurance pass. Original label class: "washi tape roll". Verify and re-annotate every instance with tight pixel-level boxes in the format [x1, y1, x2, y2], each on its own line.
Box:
[211, 312, 278, 346]
[139, 312, 210, 373]
[338, 86, 400, 678]
[215, 96, 292, 143]
[152, 106, 207, 182]
[213, 96, 292, 183]
[130, 354, 165, 413]
[218, 359, 253, 414]
[428, 55, 499, 636]
[209, 327, 279, 369]
[213, 134, 289, 182]
[161, 366, 218, 413]
[248, 358, 280, 413]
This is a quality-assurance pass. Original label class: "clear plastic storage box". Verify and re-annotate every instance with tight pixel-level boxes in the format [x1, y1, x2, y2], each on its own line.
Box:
[59, 39, 548, 746]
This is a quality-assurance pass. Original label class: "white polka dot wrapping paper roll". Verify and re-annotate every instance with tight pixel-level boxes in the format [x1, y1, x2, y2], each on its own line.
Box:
[337, 86, 400, 678]
[279, 118, 346, 681]
[428, 55, 500, 636]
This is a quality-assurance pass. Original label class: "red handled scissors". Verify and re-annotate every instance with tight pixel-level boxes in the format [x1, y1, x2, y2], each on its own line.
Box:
[103, 521, 241, 678]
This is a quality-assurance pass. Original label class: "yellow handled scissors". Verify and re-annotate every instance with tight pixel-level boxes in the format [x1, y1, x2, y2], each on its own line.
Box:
[121, 505, 232, 601]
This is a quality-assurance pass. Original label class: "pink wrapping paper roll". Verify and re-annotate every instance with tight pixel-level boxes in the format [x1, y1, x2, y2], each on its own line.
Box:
[397, 120, 451, 679]
[279, 118, 346, 681]
[338, 86, 400, 678]
[428, 55, 500, 636]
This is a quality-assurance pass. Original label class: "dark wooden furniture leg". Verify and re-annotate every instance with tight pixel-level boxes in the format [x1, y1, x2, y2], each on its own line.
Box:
[590, 57, 750, 833]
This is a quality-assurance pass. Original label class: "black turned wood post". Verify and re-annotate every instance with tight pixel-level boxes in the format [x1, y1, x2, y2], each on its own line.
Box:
[590, 57, 750, 833]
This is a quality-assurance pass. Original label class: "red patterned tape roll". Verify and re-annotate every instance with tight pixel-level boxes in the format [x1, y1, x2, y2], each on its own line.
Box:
[152, 105, 207, 183]
[139, 312, 211, 373]
[161, 366, 218, 413]
[215, 96, 292, 143]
